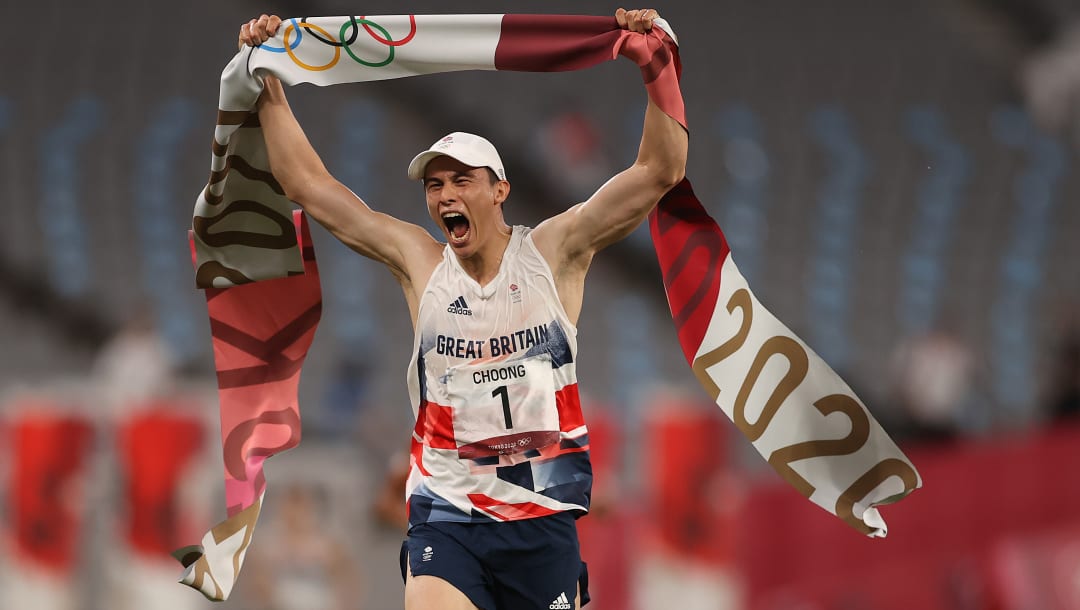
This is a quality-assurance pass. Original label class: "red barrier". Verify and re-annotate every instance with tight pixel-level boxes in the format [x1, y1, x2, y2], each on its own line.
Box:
[645, 400, 735, 566]
[736, 421, 1080, 609]
[990, 524, 1080, 609]
[6, 407, 93, 573]
[578, 402, 630, 609]
[118, 404, 204, 558]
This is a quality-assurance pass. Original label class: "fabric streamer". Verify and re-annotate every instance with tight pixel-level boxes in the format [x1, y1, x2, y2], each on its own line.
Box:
[174, 211, 320, 600]
[180, 14, 920, 601]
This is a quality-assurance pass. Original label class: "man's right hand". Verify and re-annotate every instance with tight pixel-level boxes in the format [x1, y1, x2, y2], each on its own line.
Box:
[238, 14, 282, 49]
[615, 8, 660, 33]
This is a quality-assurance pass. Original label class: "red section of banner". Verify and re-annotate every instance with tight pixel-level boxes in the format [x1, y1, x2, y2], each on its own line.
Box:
[496, 15, 623, 72]
[496, 15, 686, 128]
[119, 405, 204, 558]
[189, 210, 321, 517]
[7, 409, 93, 573]
[736, 422, 1080, 609]
[649, 178, 731, 364]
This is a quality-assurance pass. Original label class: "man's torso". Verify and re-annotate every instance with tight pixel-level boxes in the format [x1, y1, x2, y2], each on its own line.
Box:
[404, 226, 592, 526]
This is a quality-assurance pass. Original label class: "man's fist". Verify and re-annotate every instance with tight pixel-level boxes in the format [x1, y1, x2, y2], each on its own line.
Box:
[238, 14, 282, 49]
[616, 8, 660, 33]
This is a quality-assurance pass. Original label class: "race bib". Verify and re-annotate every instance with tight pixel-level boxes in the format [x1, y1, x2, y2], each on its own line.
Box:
[445, 354, 560, 459]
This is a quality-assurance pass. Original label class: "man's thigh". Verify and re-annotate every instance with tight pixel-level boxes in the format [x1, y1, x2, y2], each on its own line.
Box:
[400, 525, 495, 610]
[404, 563, 481, 610]
[400, 515, 589, 610]
[487, 513, 589, 610]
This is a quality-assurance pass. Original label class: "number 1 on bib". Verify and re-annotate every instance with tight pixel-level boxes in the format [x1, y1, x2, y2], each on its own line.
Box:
[492, 385, 512, 429]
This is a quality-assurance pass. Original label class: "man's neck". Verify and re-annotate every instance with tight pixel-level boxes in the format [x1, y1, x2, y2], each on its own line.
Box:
[457, 226, 512, 286]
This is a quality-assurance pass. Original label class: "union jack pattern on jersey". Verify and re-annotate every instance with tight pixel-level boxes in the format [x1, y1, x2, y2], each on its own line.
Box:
[405, 227, 591, 525]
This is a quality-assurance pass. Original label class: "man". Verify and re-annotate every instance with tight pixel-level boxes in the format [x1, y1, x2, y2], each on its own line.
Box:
[240, 8, 686, 609]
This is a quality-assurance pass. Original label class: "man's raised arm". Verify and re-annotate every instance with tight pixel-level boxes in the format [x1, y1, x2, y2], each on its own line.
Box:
[533, 8, 688, 262]
[242, 15, 439, 283]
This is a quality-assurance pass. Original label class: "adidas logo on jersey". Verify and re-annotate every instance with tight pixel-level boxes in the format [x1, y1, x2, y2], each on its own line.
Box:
[447, 296, 472, 316]
[549, 592, 572, 609]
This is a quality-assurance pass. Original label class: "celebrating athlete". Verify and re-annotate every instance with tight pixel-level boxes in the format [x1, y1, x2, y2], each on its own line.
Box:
[240, 8, 686, 610]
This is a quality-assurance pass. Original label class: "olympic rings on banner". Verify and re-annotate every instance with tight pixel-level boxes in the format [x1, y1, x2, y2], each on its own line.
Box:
[284, 21, 340, 71]
[358, 14, 417, 46]
[274, 15, 416, 71]
[341, 18, 395, 67]
[299, 16, 359, 47]
[256, 18, 303, 54]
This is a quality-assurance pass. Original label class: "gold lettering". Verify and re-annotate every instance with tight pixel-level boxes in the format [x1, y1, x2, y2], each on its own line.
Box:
[835, 458, 920, 534]
[733, 336, 809, 442]
[767, 394, 870, 498]
[691, 288, 752, 399]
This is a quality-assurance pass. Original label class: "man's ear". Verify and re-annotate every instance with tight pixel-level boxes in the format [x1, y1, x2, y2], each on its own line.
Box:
[494, 180, 510, 205]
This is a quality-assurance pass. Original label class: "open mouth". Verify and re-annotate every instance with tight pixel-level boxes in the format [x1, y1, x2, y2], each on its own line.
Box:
[442, 212, 471, 245]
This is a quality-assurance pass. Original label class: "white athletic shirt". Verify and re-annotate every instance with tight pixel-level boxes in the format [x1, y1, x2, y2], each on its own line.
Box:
[404, 226, 592, 525]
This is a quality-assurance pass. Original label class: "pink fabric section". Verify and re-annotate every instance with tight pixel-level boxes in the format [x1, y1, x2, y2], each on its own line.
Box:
[189, 210, 321, 516]
[495, 15, 686, 128]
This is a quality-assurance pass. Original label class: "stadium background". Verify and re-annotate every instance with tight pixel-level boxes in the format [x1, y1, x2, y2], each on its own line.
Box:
[3, 0, 1080, 608]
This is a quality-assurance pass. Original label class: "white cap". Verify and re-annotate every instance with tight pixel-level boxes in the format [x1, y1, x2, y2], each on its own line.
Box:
[407, 132, 507, 181]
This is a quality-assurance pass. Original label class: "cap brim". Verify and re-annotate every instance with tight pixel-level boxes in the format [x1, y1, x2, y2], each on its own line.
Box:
[407, 149, 498, 181]
[407, 151, 446, 181]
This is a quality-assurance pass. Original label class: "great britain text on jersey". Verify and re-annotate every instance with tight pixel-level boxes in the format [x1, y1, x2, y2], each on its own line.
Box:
[434, 323, 552, 359]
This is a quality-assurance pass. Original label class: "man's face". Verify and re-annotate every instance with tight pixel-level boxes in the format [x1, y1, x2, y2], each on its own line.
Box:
[423, 156, 508, 257]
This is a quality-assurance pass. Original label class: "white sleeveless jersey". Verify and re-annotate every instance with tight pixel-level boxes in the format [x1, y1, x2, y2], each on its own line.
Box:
[405, 226, 592, 525]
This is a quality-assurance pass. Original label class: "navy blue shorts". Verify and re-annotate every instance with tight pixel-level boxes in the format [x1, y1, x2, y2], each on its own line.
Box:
[400, 512, 590, 610]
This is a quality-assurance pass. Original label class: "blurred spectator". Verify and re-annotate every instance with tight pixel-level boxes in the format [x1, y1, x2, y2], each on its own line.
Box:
[1023, 21, 1080, 144]
[889, 324, 976, 442]
[1046, 322, 1080, 421]
[530, 103, 617, 200]
[372, 451, 410, 532]
[246, 482, 362, 610]
[317, 356, 375, 440]
[92, 305, 175, 415]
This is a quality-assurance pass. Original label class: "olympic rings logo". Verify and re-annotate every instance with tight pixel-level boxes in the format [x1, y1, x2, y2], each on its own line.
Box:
[258, 16, 417, 72]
